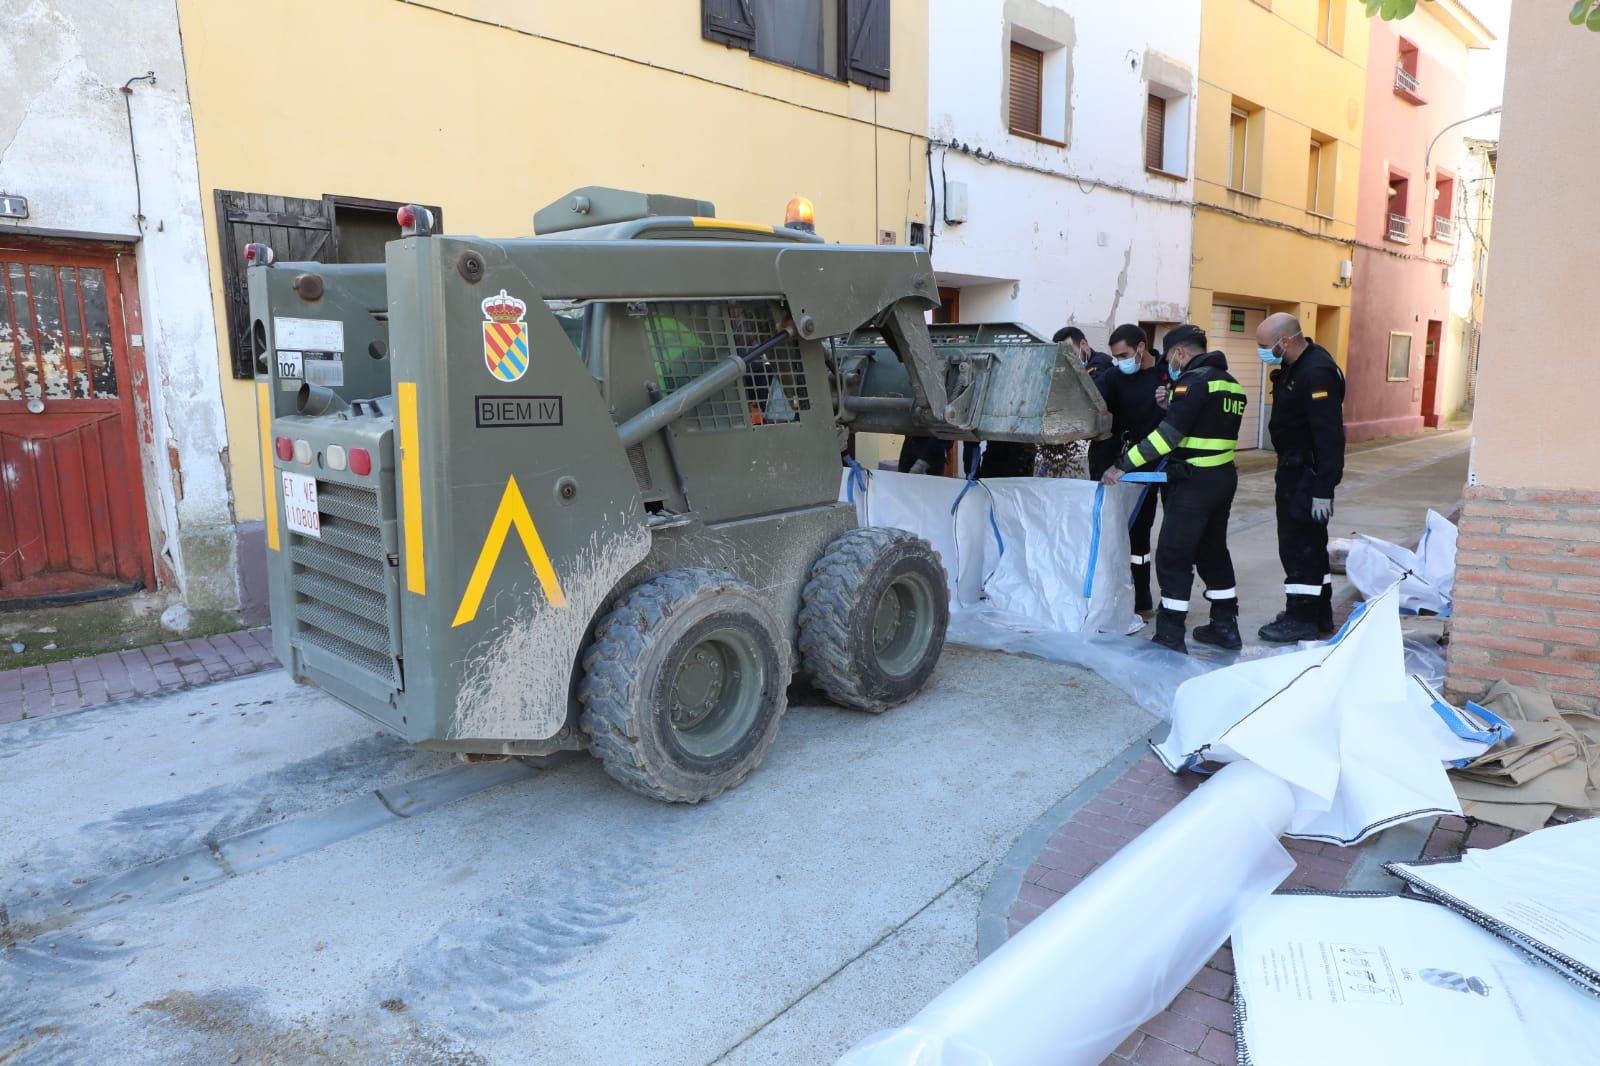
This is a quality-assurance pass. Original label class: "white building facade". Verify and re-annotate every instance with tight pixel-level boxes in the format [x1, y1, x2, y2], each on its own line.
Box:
[1, 0, 236, 615]
[925, 0, 1201, 350]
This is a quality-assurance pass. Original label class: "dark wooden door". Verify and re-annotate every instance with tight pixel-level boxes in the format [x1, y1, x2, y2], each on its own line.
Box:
[0, 245, 154, 601]
[1420, 319, 1442, 428]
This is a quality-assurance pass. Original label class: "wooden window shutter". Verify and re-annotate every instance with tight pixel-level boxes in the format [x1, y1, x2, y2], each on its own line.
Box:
[1145, 94, 1166, 171]
[703, 0, 755, 50]
[214, 190, 333, 379]
[1009, 41, 1043, 136]
[846, 0, 891, 90]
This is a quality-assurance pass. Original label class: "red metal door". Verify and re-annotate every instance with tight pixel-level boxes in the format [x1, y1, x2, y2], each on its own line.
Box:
[0, 245, 154, 602]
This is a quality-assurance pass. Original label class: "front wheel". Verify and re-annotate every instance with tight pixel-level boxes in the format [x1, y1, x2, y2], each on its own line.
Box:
[798, 528, 949, 712]
[578, 569, 788, 803]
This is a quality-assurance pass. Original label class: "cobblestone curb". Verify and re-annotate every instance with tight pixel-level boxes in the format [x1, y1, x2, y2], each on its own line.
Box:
[0, 629, 278, 726]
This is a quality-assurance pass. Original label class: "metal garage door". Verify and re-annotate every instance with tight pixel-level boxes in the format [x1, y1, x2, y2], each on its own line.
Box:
[1209, 304, 1269, 451]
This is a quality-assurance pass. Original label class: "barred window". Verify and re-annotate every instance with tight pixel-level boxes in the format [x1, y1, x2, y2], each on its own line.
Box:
[643, 300, 810, 432]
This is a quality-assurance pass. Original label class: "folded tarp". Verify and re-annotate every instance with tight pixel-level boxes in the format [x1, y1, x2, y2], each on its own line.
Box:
[1346, 508, 1457, 615]
[1448, 680, 1600, 831]
[1152, 584, 1493, 844]
[1387, 819, 1600, 994]
[1232, 893, 1600, 1065]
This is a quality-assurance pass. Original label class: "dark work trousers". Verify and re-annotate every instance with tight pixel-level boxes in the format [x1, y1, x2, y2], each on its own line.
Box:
[1128, 482, 1160, 612]
[1275, 464, 1333, 624]
[1154, 466, 1238, 616]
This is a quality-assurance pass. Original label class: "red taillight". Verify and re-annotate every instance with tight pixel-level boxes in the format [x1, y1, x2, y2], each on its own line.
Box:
[349, 447, 372, 477]
[274, 436, 293, 462]
[396, 205, 416, 228]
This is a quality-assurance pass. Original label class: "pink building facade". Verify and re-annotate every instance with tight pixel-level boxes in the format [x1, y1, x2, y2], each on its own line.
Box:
[1345, 3, 1491, 442]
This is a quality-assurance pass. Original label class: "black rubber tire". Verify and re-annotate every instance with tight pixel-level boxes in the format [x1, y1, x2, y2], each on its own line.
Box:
[798, 528, 949, 713]
[578, 569, 788, 804]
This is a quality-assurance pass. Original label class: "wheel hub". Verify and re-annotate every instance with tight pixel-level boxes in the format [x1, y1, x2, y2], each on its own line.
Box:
[871, 571, 936, 677]
[666, 628, 763, 758]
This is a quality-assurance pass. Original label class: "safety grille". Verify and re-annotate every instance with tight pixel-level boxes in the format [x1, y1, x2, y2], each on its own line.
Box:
[643, 300, 811, 432]
[288, 480, 399, 688]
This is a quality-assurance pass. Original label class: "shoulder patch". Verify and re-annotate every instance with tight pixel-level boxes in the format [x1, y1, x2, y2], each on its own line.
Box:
[1311, 389, 1330, 400]
[1173, 385, 1189, 395]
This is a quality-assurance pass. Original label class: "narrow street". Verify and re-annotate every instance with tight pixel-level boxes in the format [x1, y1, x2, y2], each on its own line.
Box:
[0, 432, 1469, 1066]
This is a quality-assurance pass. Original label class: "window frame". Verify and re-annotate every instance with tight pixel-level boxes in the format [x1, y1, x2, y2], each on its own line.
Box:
[1386, 171, 1411, 243]
[1228, 106, 1259, 195]
[1008, 39, 1045, 139]
[1144, 84, 1190, 180]
[701, 0, 890, 90]
[1316, 0, 1345, 52]
[1387, 331, 1414, 382]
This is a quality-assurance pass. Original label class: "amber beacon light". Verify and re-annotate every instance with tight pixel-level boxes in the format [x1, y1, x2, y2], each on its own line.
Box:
[784, 196, 816, 233]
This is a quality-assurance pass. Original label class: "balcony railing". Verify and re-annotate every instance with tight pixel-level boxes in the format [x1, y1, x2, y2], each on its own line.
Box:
[1433, 215, 1455, 242]
[1395, 65, 1421, 95]
[1388, 213, 1411, 242]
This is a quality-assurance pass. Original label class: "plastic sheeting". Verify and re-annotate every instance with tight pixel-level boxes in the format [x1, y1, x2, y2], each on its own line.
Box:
[1152, 584, 1485, 845]
[1387, 819, 1600, 994]
[841, 467, 1140, 631]
[1347, 509, 1457, 615]
[841, 468, 1234, 718]
[838, 762, 1297, 1066]
[1232, 893, 1600, 1065]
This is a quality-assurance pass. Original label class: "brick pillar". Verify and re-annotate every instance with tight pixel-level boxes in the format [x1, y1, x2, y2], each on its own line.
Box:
[1448, 486, 1600, 712]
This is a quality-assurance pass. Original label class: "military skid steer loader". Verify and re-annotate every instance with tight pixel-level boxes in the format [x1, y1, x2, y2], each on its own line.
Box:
[249, 187, 1110, 803]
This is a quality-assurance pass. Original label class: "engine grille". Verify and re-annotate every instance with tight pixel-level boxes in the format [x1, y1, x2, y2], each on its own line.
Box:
[288, 480, 400, 688]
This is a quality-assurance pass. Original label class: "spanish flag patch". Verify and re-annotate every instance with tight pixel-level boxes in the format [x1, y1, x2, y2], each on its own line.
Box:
[1174, 385, 1189, 395]
[1311, 389, 1330, 400]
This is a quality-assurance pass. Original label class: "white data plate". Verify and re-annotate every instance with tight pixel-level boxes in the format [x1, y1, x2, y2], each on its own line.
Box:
[282, 472, 321, 539]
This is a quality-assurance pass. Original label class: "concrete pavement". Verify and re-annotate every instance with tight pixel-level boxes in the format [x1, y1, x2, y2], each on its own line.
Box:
[1225, 429, 1470, 638]
[0, 429, 1473, 1065]
[0, 647, 1152, 1065]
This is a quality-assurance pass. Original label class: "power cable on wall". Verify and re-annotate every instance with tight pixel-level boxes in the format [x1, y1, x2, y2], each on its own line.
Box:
[120, 72, 156, 232]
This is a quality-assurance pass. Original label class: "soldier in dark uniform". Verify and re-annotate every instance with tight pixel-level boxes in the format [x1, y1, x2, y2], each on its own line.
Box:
[1097, 324, 1169, 612]
[1254, 313, 1346, 644]
[1103, 325, 1244, 655]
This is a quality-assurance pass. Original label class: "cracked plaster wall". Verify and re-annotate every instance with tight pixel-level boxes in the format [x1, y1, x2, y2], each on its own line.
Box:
[0, 0, 236, 611]
[927, 0, 1200, 345]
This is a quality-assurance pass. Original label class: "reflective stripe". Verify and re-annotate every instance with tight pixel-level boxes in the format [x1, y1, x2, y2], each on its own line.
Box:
[1205, 587, 1238, 601]
[1130, 554, 1151, 565]
[1323, 574, 1336, 585]
[1125, 446, 1145, 468]
[1208, 380, 1246, 396]
[1179, 436, 1236, 451]
[1188, 450, 1235, 468]
[1160, 597, 1190, 611]
[1285, 583, 1322, 596]
[1149, 432, 1174, 457]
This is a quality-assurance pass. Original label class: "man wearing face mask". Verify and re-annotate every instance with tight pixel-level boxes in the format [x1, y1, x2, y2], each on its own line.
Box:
[1094, 324, 1169, 612]
[1102, 325, 1245, 654]
[1055, 326, 1115, 382]
[1255, 312, 1346, 643]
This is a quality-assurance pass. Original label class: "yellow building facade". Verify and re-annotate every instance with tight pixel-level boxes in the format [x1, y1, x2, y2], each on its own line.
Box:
[176, 0, 929, 546]
[1192, 0, 1367, 449]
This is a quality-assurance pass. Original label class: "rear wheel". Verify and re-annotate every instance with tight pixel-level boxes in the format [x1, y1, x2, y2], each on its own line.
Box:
[578, 569, 787, 803]
[799, 528, 949, 712]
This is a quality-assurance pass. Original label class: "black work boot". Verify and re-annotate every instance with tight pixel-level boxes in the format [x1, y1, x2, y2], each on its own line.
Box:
[1318, 585, 1336, 635]
[1264, 609, 1336, 637]
[1152, 608, 1188, 655]
[1258, 599, 1321, 644]
[1193, 601, 1243, 651]
[1132, 563, 1154, 614]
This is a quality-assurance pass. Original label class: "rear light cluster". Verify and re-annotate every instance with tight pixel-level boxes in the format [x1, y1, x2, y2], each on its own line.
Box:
[273, 436, 371, 476]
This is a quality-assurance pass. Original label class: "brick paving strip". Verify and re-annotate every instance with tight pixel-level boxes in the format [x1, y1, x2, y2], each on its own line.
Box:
[0, 629, 278, 727]
[985, 740, 1521, 1066]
